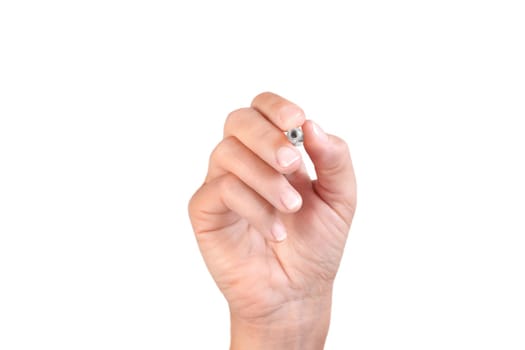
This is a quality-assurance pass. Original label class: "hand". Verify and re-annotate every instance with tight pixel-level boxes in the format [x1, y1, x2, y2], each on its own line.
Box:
[188, 92, 357, 349]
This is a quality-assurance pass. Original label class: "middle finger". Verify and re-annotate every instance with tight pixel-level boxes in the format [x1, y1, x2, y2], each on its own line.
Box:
[206, 136, 303, 213]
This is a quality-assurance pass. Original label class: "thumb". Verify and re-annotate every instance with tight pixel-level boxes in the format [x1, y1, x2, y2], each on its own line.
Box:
[302, 120, 357, 224]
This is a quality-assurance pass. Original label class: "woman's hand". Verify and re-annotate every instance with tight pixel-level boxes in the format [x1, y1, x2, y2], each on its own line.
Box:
[188, 92, 356, 349]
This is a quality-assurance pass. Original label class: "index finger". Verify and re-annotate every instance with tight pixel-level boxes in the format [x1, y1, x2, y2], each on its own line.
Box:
[251, 92, 306, 131]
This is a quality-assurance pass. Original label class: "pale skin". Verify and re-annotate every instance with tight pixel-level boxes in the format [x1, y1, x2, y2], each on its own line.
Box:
[188, 92, 357, 349]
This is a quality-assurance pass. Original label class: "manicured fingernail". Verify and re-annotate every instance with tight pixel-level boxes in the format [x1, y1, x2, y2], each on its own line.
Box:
[281, 187, 302, 211]
[277, 146, 300, 168]
[271, 220, 287, 242]
[312, 121, 328, 143]
[279, 105, 304, 125]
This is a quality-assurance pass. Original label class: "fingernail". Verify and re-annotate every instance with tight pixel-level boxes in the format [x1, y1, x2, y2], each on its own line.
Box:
[312, 121, 329, 143]
[281, 187, 302, 211]
[277, 146, 300, 168]
[271, 220, 287, 242]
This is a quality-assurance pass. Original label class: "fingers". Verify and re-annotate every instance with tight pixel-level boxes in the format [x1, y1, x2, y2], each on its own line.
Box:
[206, 136, 302, 213]
[189, 174, 288, 242]
[302, 120, 357, 224]
[190, 96, 310, 244]
[224, 107, 302, 174]
[251, 92, 306, 131]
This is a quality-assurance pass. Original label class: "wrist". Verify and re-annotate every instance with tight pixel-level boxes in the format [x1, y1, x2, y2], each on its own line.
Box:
[230, 294, 332, 350]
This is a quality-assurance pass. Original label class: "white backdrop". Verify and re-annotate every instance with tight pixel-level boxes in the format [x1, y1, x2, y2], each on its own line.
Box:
[1, 1, 524, 349]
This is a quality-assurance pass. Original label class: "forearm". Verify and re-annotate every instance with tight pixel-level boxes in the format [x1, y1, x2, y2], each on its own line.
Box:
[230, 295, 332, 350]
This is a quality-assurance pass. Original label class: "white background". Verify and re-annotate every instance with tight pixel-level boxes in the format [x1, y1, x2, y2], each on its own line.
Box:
[1, 1, 524, 349]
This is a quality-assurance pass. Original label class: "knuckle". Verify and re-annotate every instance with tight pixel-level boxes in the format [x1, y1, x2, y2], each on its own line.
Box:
[209, 136, 239, 165]
[251, 91, 274, 106]
[224, 107, 251, 135]
[187, 191, 197, 216]
[208, 143, 221, 167]
[219, 173, 240, 194]
[187, 185, 205, 225]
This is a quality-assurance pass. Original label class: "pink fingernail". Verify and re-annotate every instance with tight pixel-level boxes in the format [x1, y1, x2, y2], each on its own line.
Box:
[280, 187, 302, 211]
[271, 220, 287, 242]
[312, 121, 328, 143]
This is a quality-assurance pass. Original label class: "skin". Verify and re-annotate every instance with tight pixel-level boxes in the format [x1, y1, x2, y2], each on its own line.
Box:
[188, 92, 357, 349]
